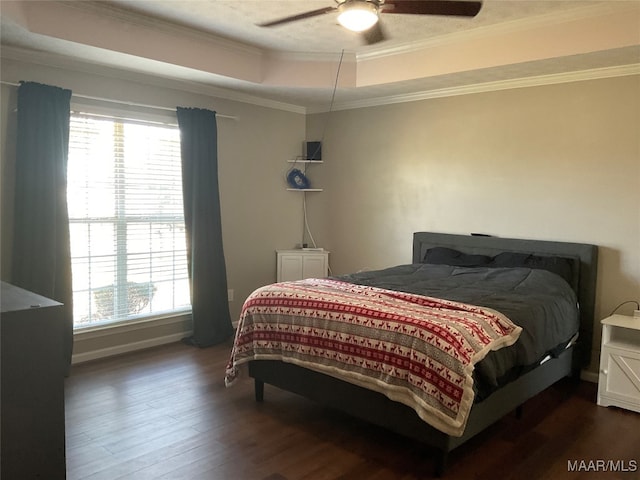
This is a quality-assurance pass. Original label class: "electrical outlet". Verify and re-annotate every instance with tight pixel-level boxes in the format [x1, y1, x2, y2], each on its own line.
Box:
[228, 289, 234, 302]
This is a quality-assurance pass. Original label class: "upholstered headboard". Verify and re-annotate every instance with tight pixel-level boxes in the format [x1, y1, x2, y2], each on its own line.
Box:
[412, 232, 598, 368]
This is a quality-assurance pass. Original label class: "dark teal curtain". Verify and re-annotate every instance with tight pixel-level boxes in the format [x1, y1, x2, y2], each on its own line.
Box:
[12, 81, 74, 370]
[177, 107, 233, 346]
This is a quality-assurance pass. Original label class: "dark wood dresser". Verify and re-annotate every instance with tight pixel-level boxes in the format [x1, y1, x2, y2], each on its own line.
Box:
[1, 282, 66, 479]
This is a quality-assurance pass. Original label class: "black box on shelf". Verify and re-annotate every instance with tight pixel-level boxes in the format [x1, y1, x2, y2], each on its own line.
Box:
[305, 141, 322, 161]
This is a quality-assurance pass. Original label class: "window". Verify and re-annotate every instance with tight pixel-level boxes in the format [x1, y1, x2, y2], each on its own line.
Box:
[67, 112, 191, 329]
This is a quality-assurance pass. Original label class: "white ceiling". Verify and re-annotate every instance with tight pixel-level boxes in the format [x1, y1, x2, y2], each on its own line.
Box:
[1, 1, 639, 112]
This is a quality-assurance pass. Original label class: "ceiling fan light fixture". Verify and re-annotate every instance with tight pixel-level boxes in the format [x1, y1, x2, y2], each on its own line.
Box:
[337, 1, 379, 32]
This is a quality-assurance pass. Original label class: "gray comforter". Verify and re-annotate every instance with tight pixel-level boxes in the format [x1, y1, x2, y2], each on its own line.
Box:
[337, 263, 579, 399]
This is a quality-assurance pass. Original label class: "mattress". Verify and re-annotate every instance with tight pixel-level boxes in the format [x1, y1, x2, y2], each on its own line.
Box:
[336, 263, 580, 399]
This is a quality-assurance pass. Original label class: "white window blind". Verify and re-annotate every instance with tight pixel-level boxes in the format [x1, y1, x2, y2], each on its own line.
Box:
[68, 113, 191, 329]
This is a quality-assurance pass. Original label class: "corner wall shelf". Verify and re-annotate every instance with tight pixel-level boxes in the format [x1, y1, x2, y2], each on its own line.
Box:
[286, 157, 323, 191]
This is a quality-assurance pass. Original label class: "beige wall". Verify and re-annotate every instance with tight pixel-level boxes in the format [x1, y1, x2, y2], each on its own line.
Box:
[0, 57, 306, 360]
[3, 54, 638, 371]
[306, 75, 640, 372]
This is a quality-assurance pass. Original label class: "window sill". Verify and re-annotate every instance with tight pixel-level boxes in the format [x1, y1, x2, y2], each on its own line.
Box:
[73, 310, 191, 338]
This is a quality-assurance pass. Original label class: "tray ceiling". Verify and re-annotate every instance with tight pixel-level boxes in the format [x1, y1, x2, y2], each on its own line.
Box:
[1, 1, 639, 112]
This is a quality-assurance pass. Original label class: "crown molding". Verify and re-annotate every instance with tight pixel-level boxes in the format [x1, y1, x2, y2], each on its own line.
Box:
[3, 46, 638, 117]
[0, 45, 306, 114]
[307, 63, 640, 113]
[264, 49, 356, 63]
[358, 1, 639, 62]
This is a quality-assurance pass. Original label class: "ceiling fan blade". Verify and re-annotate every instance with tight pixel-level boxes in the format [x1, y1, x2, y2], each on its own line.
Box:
[382, 0, 482, 17]
[362, 22, 387, 45]
[257, 6, 336, 27]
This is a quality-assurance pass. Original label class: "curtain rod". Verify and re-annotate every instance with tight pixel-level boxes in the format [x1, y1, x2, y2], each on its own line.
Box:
[0, 80, 238, 120]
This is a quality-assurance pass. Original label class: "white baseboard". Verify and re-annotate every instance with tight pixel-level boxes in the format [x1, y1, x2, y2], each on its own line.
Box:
[71, 331, 191, 364]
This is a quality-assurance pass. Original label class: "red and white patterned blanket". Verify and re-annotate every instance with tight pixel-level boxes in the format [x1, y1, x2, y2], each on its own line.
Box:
[225, 278, 521, 437]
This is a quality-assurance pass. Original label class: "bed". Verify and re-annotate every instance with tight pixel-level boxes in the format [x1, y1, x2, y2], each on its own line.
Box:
[226, 232, 598, 476]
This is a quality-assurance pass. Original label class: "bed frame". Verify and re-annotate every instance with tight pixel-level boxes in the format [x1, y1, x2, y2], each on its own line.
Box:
[248, 232, 598, 476]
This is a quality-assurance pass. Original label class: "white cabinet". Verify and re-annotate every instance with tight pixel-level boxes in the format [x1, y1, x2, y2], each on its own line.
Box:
[277, 250, 329, 282]
[597, 314, 640, 413]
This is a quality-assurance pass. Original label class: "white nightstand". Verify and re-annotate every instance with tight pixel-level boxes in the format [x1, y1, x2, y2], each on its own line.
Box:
[276, 249, 329, 282]
[597, 314, 640, 413]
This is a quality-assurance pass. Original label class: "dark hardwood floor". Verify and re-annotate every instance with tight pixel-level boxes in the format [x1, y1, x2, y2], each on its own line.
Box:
[65, 341, 640, 480]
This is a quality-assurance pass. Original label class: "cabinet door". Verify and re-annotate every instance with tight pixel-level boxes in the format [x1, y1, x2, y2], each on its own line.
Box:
[278, 255, 303, 282]
[599, 345, 640, 412]
[302, 254, 327, 279]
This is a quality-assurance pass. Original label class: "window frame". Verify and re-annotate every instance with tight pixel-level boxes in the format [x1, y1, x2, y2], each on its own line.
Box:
[67, 101, 192, 331]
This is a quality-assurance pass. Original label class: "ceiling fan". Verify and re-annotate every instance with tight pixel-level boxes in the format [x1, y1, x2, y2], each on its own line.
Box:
[258, 0, 483, 45]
